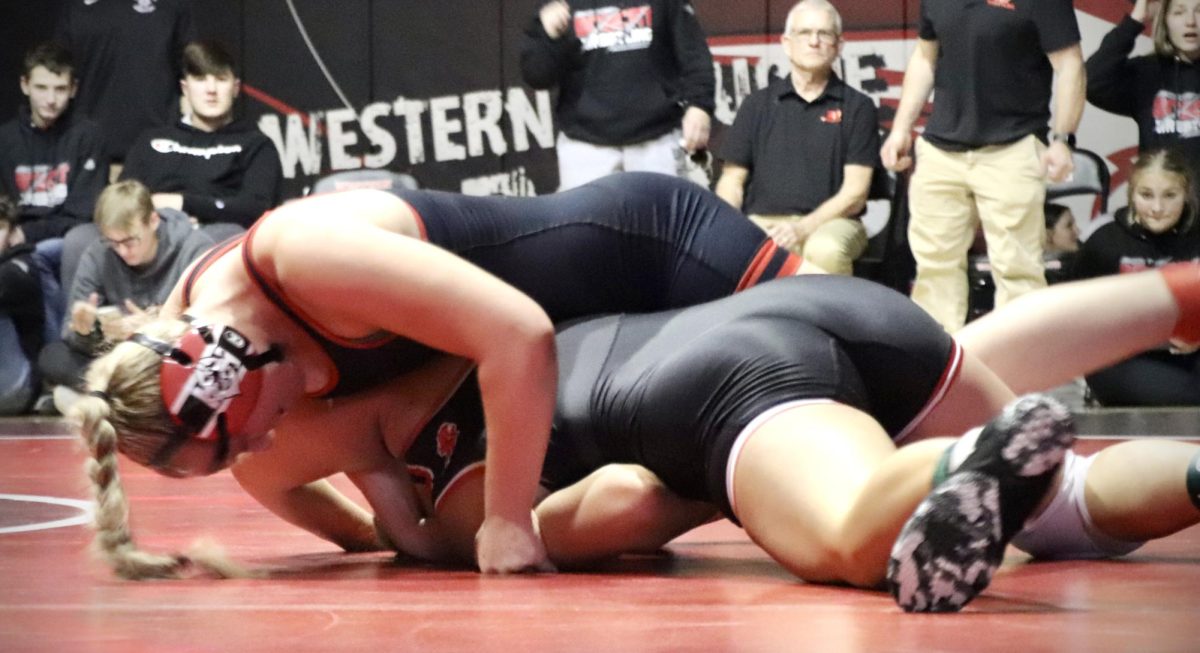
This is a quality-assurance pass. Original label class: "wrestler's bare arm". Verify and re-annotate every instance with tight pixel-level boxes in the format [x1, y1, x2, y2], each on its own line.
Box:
[261, 192, 556, 572]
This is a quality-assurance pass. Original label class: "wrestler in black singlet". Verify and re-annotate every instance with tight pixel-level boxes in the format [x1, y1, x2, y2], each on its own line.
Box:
[410, 275, 961, 519]
[181, 172, 797, 398]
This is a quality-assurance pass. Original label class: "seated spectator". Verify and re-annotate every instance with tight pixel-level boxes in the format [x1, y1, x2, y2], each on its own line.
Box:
[119, 39, 281, 234]
[1043, 202, 1080, 282]
[714, 0, 879, 275]
[1073, 148, 1200, 406]
[0, 196, 46, 415]
[520, 0, 715, 190]
[39, 180, 216, 414]
[0, 41, 107, 246]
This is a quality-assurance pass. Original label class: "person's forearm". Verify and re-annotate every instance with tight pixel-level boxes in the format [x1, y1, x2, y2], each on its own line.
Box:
[1052, 46, 1087, 136]
[240, 477, 385, 552]
[477, 331, 555, 529]
[891, 45, 937, 135]
[714, 172, 745, 209]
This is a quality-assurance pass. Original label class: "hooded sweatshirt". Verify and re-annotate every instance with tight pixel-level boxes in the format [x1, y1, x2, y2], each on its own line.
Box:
[1073, 205, 1200, 279]
[64, 208, 214, 353]
[0, 105, 108, 243]
[1087, 15, 1200, 173]
[520, 0, 715, 146]
[119, 117, 282, 228]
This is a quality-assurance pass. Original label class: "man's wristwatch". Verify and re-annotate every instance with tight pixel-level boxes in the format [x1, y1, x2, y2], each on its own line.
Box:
[1049, 131, 1076, 148]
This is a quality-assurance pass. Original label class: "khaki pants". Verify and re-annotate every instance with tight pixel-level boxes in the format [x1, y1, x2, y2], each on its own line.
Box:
[748, 215, 867, 276]
[907, 135, 1047, 332]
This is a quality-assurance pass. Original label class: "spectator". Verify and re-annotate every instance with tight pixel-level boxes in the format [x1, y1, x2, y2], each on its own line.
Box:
[119, 40, 281, 234]
[55, 0, 196, 164]
[714, 0, 879, 275]
[1072, 148, 1200, 406]
[521, 0, 715, 190]
[39, 180, 215, 414]
[1044, 202, 1081, 257]
[0, 196, 46, 415]
[881, 0, 1085, 332]
[1087, 0, 1200, 174]
[0, 41, 107, 246]
[1043, 202, 1079, 282]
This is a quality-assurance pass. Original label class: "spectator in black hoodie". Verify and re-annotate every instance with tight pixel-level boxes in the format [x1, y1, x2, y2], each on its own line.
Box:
[1073, 148, 1200, 406]
[119, 40, 281, 234]
[521, 0, 715, 190]
[0, 41, 107, 246]
[1087, 0, 1200, 173]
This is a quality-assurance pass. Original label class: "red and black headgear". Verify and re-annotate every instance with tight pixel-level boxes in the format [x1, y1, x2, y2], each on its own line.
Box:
[129, 318, 281, 472]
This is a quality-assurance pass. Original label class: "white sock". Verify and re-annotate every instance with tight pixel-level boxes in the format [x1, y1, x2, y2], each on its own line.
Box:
[946, 426, 984, 473]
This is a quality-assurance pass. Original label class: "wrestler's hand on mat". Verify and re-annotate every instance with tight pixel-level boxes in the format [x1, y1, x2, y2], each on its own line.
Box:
[475, 512, 555, 574]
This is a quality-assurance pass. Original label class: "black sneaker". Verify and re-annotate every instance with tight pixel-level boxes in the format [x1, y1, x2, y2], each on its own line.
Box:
[887, 394, 1075, 612]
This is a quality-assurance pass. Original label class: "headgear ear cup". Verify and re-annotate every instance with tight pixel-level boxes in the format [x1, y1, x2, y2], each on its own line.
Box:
[132, 321, 279, 462]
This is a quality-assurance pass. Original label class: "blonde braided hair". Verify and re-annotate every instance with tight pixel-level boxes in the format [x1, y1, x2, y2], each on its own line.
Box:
[74, 319, 255, 579]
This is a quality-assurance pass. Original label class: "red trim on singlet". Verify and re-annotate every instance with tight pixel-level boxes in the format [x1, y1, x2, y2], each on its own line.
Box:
[777, 252, 801, 277]
[403, 198, 428, 242]
[240, 208, 382, 396]
[734, 241, 802, 291]
[179, 235, 246, 308]
[894, 341, 966, 444]
[241, 213, 396, 349]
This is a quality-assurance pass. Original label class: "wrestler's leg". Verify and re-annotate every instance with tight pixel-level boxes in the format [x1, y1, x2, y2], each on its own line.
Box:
[956, 268, 1183, 394]
[1083, 440, 1200, 542]
[730, 402, 949, 587]
[534, 464, 719, 568]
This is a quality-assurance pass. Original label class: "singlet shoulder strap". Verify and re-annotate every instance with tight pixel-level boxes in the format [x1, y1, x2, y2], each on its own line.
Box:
[180, 234, 245, 309]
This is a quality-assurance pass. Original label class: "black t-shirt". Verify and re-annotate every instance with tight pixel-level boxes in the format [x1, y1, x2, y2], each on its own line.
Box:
[719, 75, 881, 215]
[920, 0, 1080, 149]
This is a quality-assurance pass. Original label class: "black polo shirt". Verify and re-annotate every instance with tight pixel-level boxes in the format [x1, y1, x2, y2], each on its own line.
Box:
[719, 74, 880, 216]
[920, 0, 1080, 149]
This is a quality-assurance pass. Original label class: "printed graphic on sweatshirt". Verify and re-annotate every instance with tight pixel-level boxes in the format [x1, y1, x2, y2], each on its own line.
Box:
[13, 163, 71, 209]
[574, 5, 654, 53]
[1117, 256, 1180, 273]
[1153, 91, 1200, 139]
[150, 138, 244, 160]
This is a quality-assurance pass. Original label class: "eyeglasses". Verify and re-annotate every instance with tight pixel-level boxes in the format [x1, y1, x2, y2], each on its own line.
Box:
[100, 233, 141, 250]
[789, 29, 839, 44]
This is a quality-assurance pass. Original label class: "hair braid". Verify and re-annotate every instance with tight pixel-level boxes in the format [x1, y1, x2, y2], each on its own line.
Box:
[77, 396, 190, 579]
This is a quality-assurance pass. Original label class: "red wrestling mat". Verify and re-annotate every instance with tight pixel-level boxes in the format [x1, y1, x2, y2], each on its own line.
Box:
[1, 422, 1197, 653]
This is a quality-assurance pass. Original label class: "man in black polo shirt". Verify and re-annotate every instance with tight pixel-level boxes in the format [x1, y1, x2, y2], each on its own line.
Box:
[715, 0, 879, 276]
[881, 0, 1084, 332]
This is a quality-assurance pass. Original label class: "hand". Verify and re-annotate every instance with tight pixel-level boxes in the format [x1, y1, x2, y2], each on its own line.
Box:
[475, 512, 555, 574]
[881, 130, 913, 172]
[765, 217, 815, 251]
[540, 1, 572, 39]
[99, 300, 155, 343]
[1042, 141, 1075, 183]
[1131, 0, 1161, 25]
[69, 292, 102, 336]
[680, 106, 711, 153]
[151, 193, 184, 211]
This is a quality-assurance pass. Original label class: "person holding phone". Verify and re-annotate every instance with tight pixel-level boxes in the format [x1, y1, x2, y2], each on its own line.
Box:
[39, 179, 215, 413]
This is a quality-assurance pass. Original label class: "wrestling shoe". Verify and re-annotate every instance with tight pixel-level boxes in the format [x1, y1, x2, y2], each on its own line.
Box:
[887, 394, 1075, 613]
